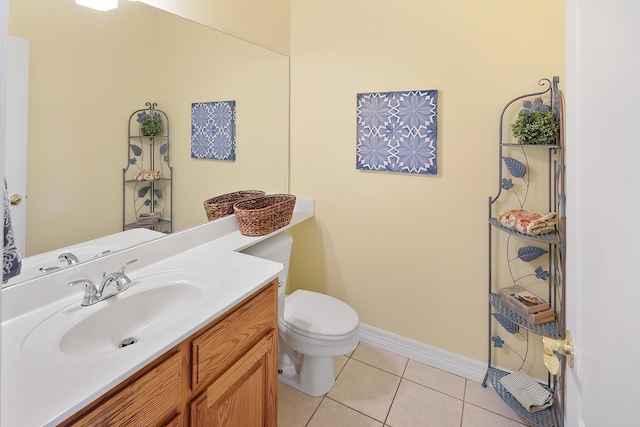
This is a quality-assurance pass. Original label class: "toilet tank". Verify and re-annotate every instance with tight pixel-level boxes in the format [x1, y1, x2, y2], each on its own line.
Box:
[241, 232, 293, 290]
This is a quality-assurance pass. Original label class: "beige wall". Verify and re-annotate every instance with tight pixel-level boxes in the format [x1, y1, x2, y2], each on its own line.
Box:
[289, 0, 565, 373]
[138, 0, 291, 55]
[9, 0, 289, 256]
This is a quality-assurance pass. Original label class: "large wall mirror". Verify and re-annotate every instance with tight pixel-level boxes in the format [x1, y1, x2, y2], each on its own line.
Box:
[6, 0, 290, 284]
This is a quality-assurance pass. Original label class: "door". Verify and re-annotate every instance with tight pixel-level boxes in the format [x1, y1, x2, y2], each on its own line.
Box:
[191, 331, 277, 427]
[4, 35, 29, 257]
[564, 0, 640, 426]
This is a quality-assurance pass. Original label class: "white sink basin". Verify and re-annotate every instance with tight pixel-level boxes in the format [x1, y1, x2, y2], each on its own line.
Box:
[22, 270, 216, 358]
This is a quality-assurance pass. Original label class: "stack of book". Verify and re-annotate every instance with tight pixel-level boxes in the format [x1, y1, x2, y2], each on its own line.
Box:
[498, 285, 555, 325]
[136, 212, 162, 225]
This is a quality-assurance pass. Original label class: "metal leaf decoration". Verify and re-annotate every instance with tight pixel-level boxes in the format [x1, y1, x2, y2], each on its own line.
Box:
[517, 246, 548, 262]
[503, 157, 527, 178]
[492, 314, 519, 334]
[154, 189, 163, 199]
[491, 335, 505, 348]
[130, 144, 142, 156]
[501, 178, 514, 190]
[535, 266, 550, 280]
[138, 186, 150, 198]
[160, 143, 168, 155]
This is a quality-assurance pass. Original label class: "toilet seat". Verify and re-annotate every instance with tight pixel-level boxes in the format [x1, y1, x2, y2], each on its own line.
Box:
[281, 290, 359, 340]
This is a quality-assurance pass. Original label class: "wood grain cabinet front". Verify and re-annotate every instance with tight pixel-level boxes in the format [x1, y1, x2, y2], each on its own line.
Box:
[191, 282, 277, 392]
[59, 280, 278, 427]
[190, 331, 277, 427]
[63, 351, 182, 427]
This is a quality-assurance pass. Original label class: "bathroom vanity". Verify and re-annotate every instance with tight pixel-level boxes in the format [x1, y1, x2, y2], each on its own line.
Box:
[59, 281, 277, 426]
[0, 198, 314, 427]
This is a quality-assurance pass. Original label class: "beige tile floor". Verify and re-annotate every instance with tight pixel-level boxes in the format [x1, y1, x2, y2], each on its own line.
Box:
[278, 342, 531, 427]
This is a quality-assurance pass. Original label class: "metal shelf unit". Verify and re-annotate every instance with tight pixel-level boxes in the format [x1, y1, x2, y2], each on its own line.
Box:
[123, 102, 173, 234]
[482, 77, 566, 427]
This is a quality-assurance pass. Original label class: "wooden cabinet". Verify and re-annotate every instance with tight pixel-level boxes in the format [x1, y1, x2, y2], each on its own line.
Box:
[191, 282, 276, 392]
[59, 281, 278, 427]
[190, 332, 277, 426]
[64, 351, 183, 427]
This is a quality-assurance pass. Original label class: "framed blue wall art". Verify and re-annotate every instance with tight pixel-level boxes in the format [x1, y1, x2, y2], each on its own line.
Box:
[191, 101, 236, 160]
[356, 90, 438, 174]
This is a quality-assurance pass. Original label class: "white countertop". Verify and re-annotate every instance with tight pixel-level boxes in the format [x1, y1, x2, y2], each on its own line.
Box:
[1, 198, 314, 427]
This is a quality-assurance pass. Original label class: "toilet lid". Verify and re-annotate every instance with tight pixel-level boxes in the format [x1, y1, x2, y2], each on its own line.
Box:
[282, 290, 359, 339]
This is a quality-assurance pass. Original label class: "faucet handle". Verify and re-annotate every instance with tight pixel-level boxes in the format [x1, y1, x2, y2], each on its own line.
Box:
[39, 266, 61, 275]
[93, 250, 112, 259]
[119, 259, 138, 274]
[69, 279, 98, 306]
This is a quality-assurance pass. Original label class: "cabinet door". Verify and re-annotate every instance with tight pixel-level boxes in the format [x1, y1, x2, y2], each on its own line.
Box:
[66, 352, 182, 427]
[162, 413, 184, 427]
[191, 331, 277, 427]
[191, 283, 276, 391]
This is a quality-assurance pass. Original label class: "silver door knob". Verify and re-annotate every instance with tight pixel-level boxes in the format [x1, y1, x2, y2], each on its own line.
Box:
[10, 194, 22, 206]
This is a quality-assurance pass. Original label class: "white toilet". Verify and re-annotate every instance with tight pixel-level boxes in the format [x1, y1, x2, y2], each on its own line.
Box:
[241, 232, 359, 396]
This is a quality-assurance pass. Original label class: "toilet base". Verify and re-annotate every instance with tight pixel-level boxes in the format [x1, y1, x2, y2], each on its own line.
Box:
[278, 352, 336, 397]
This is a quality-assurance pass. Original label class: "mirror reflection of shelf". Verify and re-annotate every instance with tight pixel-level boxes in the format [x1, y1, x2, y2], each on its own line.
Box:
[123, 102, 172, 234]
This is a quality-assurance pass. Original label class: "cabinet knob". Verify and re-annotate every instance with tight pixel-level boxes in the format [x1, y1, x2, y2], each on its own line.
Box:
[542, 330, 574, 374]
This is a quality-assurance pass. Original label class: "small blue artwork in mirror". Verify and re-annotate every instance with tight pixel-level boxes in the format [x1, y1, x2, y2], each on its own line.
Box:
[356, 90, 437, 174]
[191, 101, 236, 160]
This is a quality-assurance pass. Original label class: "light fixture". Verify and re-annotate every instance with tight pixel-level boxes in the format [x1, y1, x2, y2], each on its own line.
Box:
[75, 0, 118, 12]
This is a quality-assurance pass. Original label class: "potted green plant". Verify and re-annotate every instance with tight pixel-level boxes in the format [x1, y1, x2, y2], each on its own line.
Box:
[511, 97, 559, 145]
[138, 111, 164, 137]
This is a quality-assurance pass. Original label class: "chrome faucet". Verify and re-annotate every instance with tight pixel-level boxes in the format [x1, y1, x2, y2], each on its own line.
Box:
[68, 259, 138, 306]
[97, 259, 138, 297]
[58, 252, 80, 265]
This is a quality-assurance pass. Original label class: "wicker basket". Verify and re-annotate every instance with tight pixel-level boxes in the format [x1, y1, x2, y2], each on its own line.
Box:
[233, 194, 296, 236]
[204, 190, 265, 221]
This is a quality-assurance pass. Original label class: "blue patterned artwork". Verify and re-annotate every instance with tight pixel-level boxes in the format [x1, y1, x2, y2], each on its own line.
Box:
[356, 90, 437, 174]
[191, 101, 236, 160]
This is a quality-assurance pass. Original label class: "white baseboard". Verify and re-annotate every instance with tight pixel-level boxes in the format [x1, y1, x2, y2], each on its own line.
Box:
[358, 323, 488, 384]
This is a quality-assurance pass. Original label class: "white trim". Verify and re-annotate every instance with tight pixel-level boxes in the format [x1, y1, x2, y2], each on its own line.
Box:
[358, 323, 487, 384]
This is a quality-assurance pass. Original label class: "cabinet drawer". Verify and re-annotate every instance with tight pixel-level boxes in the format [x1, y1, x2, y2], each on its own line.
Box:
[68, 352, 182, 427]
[192, 282, 277, 390]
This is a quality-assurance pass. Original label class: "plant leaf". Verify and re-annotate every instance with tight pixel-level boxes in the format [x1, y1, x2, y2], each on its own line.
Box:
[154, 189, 163, 199]
[503, 157, 527, 178]
[130, 144, 142, 156]
[517, 246, 548, 262]
[159, 143, 168, 154]
[138, 186, 150, 198]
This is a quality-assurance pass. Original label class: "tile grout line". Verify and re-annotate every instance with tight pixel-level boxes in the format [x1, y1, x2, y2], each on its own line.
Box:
[381, 358, 409, 426]
[305, 348, 356, 426]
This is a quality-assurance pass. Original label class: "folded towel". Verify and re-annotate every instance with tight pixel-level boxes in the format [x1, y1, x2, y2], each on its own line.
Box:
[134, 170, 160, 181]
[499, 371, 553, 413]
[3, 179, 22, 284]
[497, 210, 557, 236]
